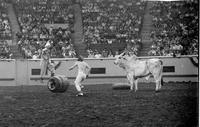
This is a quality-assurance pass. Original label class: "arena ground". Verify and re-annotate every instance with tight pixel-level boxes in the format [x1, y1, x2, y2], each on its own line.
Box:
[0, 82, 198, 127]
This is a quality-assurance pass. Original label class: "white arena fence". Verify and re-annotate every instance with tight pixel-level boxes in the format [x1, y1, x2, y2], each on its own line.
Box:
[0, 55, 198, 86]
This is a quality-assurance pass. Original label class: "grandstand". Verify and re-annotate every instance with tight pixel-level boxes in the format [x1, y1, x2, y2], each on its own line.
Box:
[0, 0, 198, 126]
[0, 0, 197, 59]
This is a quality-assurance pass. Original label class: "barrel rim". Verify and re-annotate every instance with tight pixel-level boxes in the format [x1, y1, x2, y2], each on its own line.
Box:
[47, 78, 57, 90]
[47, 75, 69, 93]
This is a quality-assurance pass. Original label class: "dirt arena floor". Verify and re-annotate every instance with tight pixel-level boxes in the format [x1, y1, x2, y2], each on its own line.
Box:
[0, 82, 198, 127]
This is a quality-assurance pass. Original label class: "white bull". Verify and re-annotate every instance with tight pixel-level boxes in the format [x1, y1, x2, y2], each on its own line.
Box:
[114, 52, 163, 92]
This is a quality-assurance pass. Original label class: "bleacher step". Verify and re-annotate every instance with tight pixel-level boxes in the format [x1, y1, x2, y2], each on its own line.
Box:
[72, 4, 88, 57]
[138, 1, 154, 56]
[7, 3, 23, 59]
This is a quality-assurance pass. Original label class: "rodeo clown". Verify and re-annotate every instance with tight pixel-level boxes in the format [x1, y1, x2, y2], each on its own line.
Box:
[69, 55, 91, 96]
[48, 60, 61, 77]
[40, 42, 61, 82]
[40, 42, 51, 82]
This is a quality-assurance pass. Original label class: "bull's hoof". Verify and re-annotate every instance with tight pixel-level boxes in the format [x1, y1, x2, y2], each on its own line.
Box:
[129, 89, 133, 92]
[129, 89, 137, 92]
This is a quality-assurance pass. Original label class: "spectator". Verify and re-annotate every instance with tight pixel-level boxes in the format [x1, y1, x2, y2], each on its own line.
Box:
[149, 0, 198, 56]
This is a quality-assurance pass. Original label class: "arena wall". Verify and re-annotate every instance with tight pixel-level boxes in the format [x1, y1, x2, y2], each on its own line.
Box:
[0, 56, 198, 86]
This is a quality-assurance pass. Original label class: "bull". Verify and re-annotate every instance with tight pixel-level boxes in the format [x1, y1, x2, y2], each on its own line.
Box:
[114, 52, 163, 92]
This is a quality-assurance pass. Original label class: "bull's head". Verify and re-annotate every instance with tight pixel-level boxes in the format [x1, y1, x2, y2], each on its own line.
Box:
[114, 52, 128, 68]
[114, 52, 137, 69]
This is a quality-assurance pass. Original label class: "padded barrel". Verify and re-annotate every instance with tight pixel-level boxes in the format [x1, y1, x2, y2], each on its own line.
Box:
[47, 75, 70, 93]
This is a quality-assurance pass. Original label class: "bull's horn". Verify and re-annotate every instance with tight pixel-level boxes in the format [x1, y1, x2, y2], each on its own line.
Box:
[120, 52, 126, 56]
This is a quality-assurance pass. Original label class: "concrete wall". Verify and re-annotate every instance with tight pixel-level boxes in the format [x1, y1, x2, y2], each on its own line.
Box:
[0, 59, 16, 86]
[0, 56, 198, 86]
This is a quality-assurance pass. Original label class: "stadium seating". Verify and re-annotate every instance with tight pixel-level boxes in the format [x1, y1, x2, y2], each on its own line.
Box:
[0, 1, 12, 40]
[0, 0, 198, 59]
[0, 0, 12, 59]
[81, 0, 146, 57]
[149, 0, 198, 56]
[0, 40, 12, 59]
[14, 0, 76, 58]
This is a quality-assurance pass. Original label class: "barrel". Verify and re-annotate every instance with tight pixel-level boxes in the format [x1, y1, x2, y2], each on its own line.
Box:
[47, 75, 70, 93]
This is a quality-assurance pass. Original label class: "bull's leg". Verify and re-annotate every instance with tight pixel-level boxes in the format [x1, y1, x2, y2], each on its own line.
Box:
[154, 75, 163, 92]
[158, 77, 162, 90]
[155, 80, 159, 92]
[134, 79, 138, 92]
[127, 74, 131, 85]
[151, 69, 162, 92]
[130, 78, 134, 91]
[127, 73, 134, 91]
[156, 73, 163, 91]
[152, 73, 161, 92]
[129, 73, 135, 91]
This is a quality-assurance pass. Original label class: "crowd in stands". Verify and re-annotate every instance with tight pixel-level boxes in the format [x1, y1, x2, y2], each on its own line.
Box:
[0, 0, 198, 59]
[148, 0, 198, 56]
[0, 0, 12, 40]
[14, 0, 76, 58]
[0, 0, 12, 59]
[17, 27, 76, 59]
[0, 40, 12, 59]
[80, 0, 146, 57]
[14, 0, 74, 24]
[86, 48, 118, 58]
